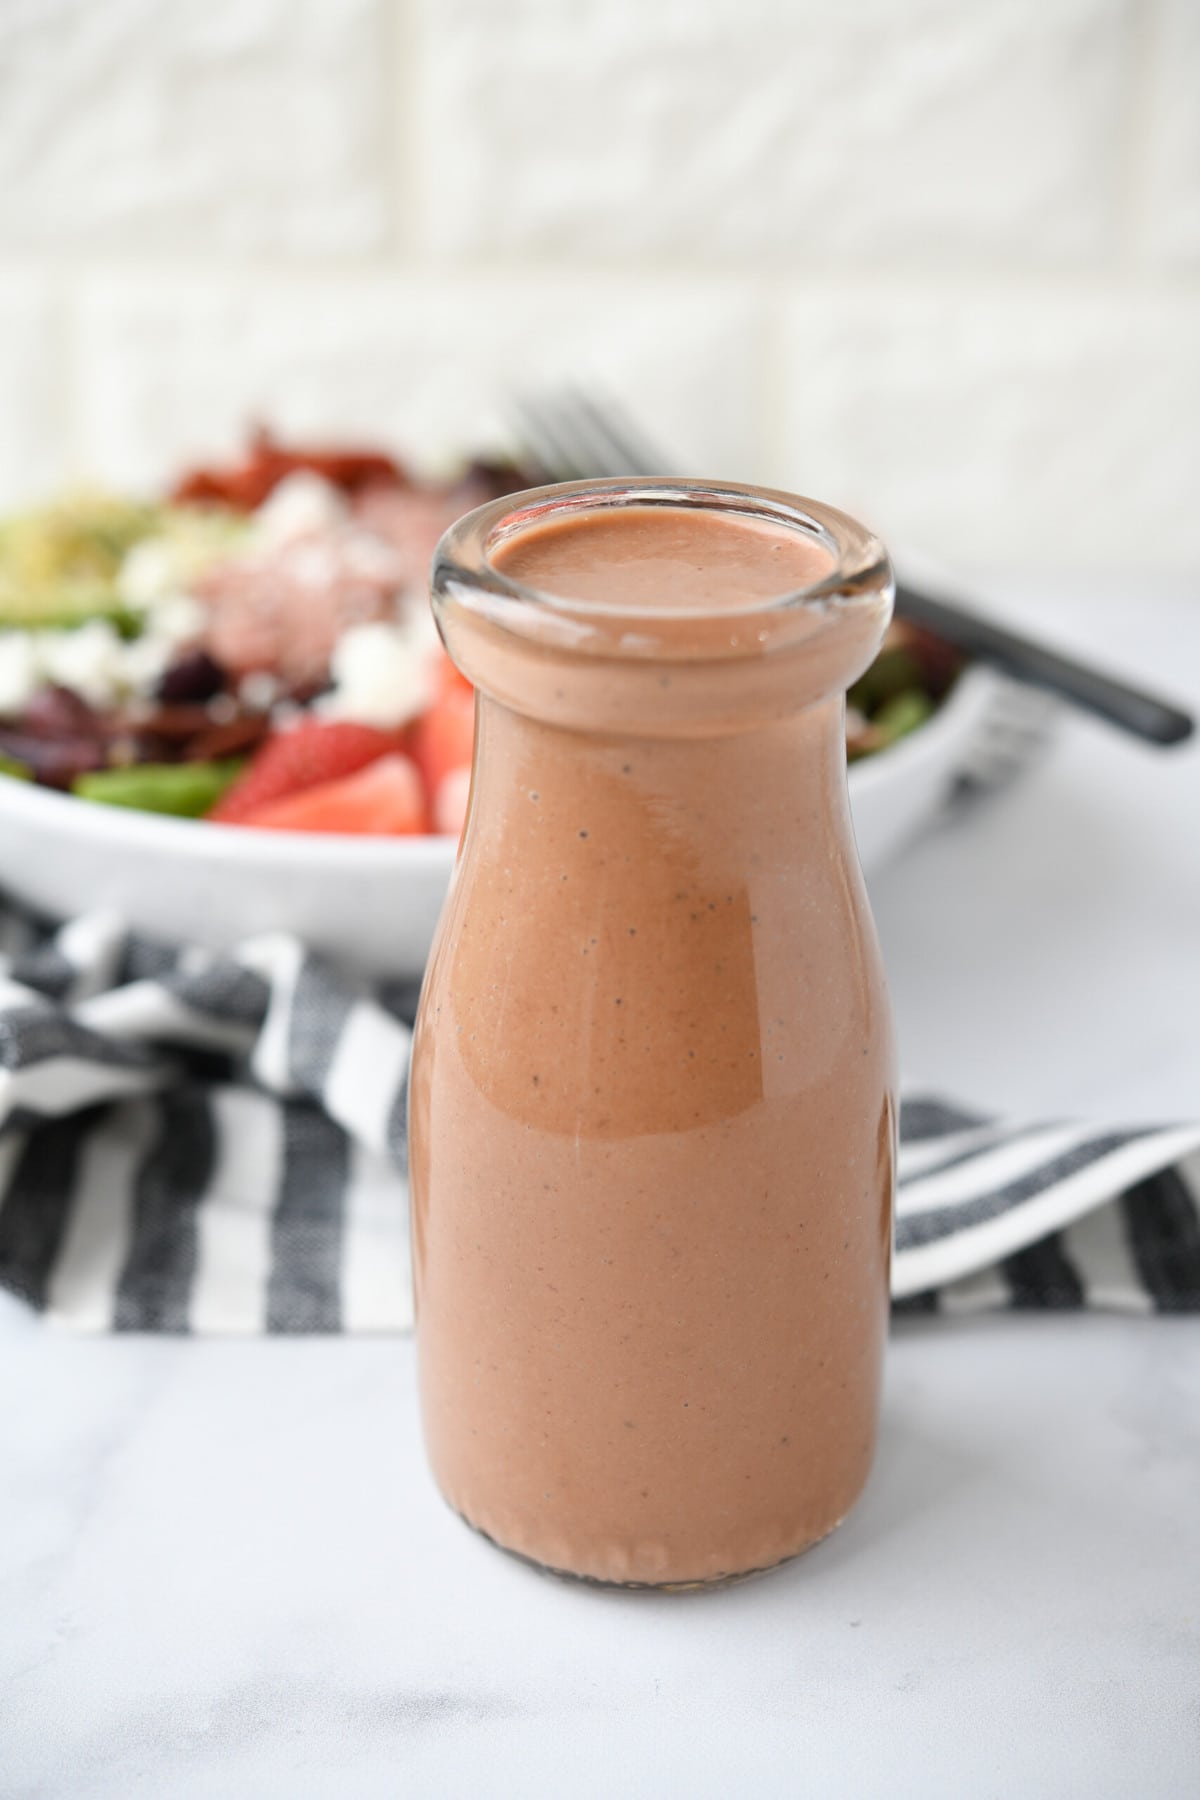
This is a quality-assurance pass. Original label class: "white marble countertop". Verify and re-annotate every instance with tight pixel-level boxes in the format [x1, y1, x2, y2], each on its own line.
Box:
[4, 581, 1199, 1798]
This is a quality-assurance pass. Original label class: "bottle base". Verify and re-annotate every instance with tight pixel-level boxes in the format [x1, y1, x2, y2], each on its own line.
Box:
[449, 1502, 847, 1593]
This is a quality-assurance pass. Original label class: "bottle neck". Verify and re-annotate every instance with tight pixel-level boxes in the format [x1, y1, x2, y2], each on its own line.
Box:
[464, 687, 854, 869]
[442, 600, 884, 744]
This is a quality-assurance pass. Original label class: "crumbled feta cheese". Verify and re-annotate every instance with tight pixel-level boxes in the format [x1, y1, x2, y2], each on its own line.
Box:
[318, 621, 438, 729]
[40, 620, 127, 708]
[255, 472, 347, 548]
[239, 671, 280, 713]
[119, 539, 181, 610]
[119, 633, 174, 695]
[0, 588, 211, 714]
[0, 632, 44, 715]
[151, 592, 208, 647]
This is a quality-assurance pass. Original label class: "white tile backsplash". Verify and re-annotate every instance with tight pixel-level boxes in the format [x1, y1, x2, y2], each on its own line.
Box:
[0, 275, 65, 507]
[74, 273, 764, 488]
[416, 0, 1133, 266]
[779, 285, 1200, 569]
[0, 0, 390, 255]
[1141, 0, 1200, 266]
[0, 0, 1194, 576]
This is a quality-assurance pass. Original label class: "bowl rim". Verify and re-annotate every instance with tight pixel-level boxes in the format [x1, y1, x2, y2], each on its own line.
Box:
[0, 664, 996, 862]
[847, 661, 996, 795]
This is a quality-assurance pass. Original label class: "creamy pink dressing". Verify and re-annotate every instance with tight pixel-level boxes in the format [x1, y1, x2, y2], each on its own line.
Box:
[410, 497, 895, 1587]
[493, 503, 834, 610]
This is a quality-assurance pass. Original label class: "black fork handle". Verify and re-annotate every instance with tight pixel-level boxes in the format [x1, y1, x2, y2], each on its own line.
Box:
[895, 584, 1193, 748]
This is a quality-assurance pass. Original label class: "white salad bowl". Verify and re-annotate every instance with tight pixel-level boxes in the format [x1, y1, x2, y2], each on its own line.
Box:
[0, 665, 1001, 979]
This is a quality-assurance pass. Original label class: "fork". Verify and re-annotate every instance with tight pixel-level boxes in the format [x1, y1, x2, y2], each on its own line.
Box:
[510, 391, 1193, 751]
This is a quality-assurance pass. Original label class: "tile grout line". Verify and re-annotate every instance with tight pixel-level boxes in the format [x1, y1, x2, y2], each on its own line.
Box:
[2, 254, 1198, 298]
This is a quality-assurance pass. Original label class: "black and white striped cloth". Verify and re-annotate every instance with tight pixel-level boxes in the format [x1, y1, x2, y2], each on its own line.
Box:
[1, 893, 1198, 1332]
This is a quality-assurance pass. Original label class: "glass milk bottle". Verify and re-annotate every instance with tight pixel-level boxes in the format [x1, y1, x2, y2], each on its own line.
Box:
[410, 480, 896, 1588]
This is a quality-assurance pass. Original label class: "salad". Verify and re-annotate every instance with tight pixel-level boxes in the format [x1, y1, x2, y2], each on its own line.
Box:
[0, 434, 962, 835]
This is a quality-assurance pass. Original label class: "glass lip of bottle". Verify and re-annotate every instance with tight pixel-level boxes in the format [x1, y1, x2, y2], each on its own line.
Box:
[431, 478, 894, 644]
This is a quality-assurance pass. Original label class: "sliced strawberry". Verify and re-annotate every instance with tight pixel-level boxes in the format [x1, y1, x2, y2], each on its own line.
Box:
[435, 649, 475, 698]
[210, 719, 409, 823]
[412, 681, 475, 803]
[240, 753, 428, 835]
[433, 766, 472, 836]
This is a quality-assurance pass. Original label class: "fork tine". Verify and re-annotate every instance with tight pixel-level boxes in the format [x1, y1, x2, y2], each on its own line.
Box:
[543, 393, 628, 478]
[510, 390, 677, 484]
[510, 394, 591, 481]
[566, 390, 674, 478]
[551, 391, 644, 478]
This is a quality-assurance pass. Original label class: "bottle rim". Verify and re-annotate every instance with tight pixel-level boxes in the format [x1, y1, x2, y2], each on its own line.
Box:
[431, 478, 893, 652]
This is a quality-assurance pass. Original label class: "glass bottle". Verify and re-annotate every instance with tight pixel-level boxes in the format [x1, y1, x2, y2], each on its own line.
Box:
[410, 479, 896, 1588]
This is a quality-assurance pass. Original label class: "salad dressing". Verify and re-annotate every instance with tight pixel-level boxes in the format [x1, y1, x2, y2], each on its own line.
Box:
[410, 485, 897, 1587]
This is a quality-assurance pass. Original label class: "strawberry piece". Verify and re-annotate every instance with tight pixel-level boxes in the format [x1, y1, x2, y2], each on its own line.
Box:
[433, 766, 472, 836]
[434, 648, 474, 698]
[240, 754, 428, 835]
[210, 719, 409, 823]
[412, 681, 475, 803]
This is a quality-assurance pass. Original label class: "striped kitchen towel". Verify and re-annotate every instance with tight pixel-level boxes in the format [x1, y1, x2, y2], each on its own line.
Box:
[1, 894, 1198, 1332]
